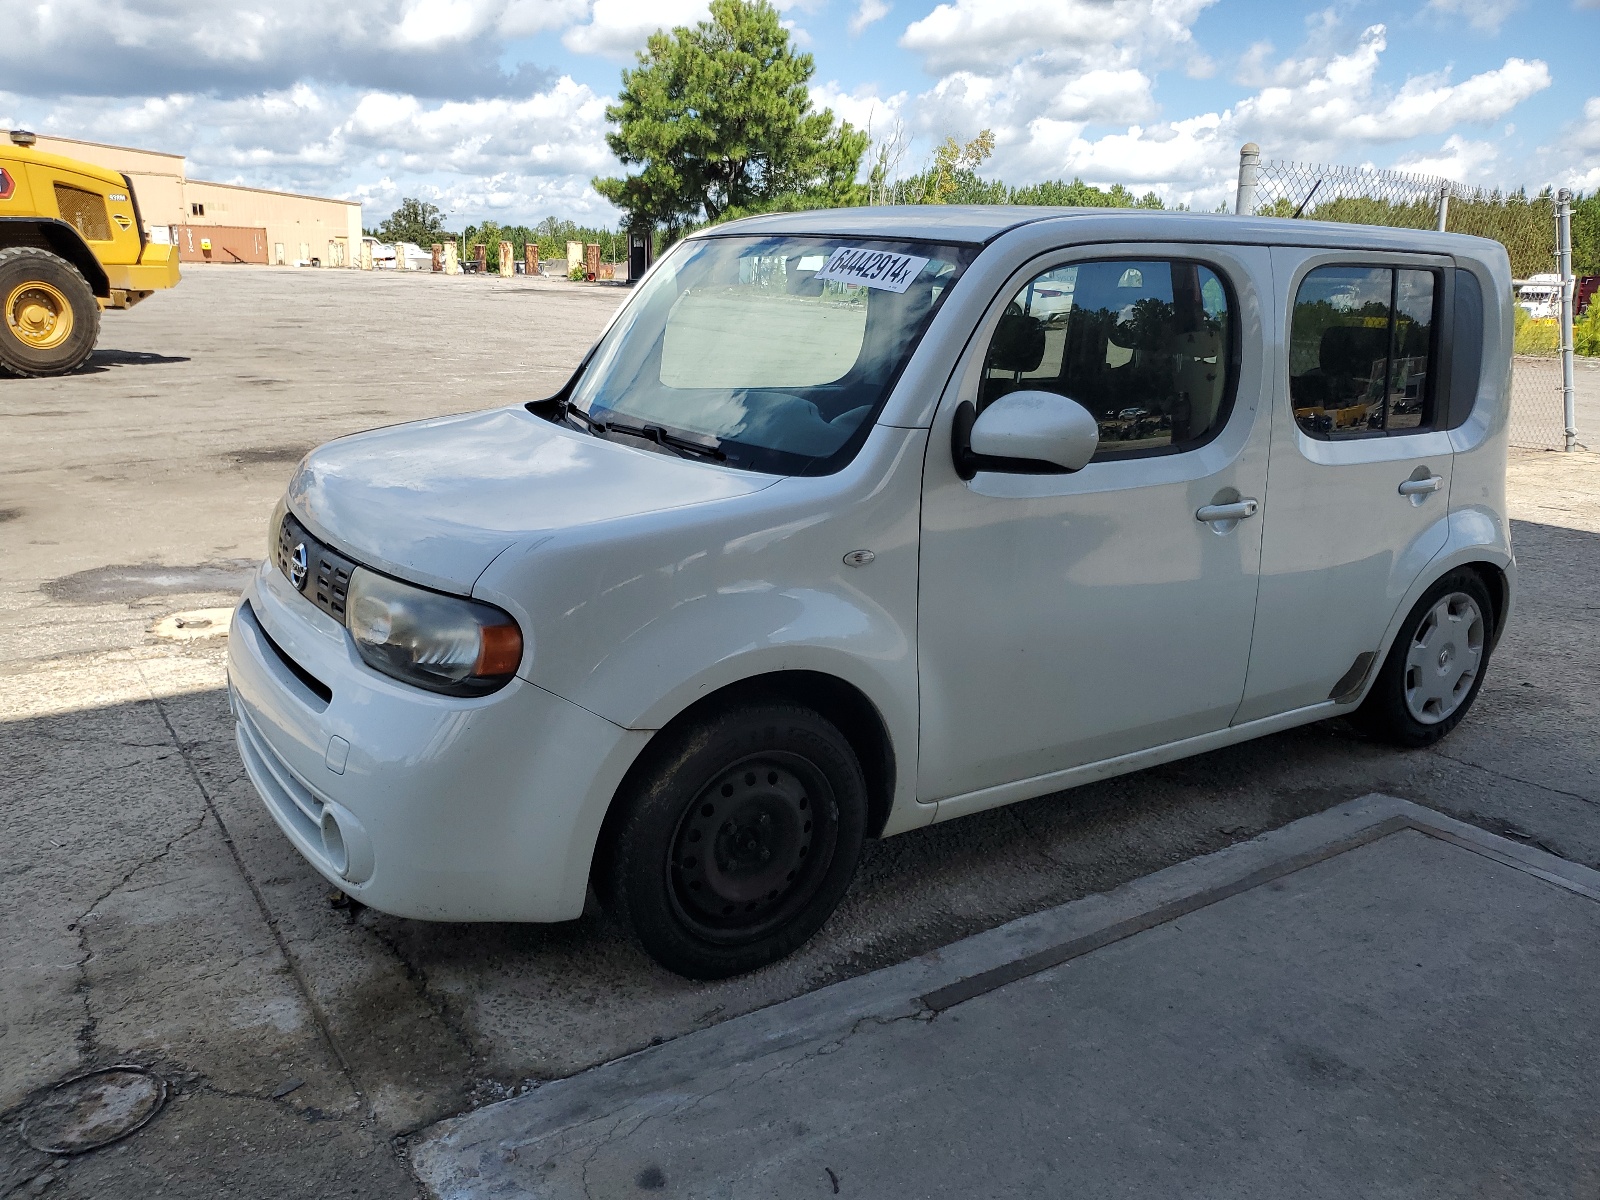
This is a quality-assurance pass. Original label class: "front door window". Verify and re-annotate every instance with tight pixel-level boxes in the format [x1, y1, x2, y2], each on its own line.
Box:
[978, 259, 1236, 458]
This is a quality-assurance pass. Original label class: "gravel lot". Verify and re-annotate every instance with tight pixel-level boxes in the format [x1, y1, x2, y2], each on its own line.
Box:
[3, 264, 1599, 1198]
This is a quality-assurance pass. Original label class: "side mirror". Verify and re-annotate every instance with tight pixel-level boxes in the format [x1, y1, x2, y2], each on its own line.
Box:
[952, 390, 1100, 480]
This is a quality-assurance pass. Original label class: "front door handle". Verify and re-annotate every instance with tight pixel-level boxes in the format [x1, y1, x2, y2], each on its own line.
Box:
[1195, 498, 1259, 524]
[1398, 474, 1444, 497]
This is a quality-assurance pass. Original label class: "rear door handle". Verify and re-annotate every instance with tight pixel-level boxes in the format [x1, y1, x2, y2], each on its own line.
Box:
[1195, 498, 1259, 524]
[1398, 475, 1444, 496]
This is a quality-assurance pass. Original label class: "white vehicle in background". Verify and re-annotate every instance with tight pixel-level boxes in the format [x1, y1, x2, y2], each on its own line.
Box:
[1515, 273, 1560, 320]
[228, 209, 1515, 979]
[359, 240, 431, 270]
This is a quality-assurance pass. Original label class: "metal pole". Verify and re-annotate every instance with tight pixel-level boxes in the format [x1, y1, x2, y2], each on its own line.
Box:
[1436, 183, 1450, 233]
[1235, 143, 1260, 216]
[1558, 188, 1577, 451]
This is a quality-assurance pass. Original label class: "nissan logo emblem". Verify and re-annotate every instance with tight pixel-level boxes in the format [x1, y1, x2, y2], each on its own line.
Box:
[289, 543, 309, 591]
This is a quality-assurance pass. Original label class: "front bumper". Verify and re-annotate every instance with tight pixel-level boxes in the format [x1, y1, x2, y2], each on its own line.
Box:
[103, 243, 181, 301]
[226, 561, 649, 922]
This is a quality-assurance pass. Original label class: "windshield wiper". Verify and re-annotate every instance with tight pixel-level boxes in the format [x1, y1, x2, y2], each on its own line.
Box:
[563, 404, 727, 462]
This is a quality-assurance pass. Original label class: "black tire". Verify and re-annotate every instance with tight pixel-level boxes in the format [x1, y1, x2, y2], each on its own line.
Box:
[0, 246, 100, 378]
[599, 704, 868, 979]
[1352, 569, 1496, 748]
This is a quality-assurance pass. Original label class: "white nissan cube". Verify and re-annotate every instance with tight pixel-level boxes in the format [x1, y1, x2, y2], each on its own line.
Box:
[227, 208, 1514, 978]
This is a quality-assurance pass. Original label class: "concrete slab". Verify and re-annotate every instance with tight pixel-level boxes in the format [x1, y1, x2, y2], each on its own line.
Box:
[411, 795, 1600, 1198]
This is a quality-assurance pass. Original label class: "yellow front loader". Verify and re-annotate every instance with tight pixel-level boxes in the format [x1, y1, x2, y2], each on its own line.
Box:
[0, 129, 180, 377]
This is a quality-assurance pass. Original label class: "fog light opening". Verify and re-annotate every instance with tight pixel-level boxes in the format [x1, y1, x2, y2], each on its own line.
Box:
[319, 810, 350, 878]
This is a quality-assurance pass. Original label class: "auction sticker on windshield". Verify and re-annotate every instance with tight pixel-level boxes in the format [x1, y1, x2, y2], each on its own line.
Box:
[815, 248, 930, 294]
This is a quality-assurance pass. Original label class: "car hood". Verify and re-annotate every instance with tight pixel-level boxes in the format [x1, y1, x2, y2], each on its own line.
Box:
[286, 407, 777, 594]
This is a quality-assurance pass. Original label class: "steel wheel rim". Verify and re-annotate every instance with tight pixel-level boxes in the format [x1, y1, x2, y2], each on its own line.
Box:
[6, 280, 74, 350]
[1403, 591, 1485, 725]
[667, 751, 837, 943]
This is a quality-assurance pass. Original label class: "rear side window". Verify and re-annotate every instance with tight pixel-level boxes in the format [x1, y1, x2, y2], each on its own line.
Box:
[1289, 266, 1439, 438]
[1444, 268, 1484, 430]
[977, 259, 1237, 460]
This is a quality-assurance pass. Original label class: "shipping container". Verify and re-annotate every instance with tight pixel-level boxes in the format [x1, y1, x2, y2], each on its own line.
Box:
[174, 224, 269, 264]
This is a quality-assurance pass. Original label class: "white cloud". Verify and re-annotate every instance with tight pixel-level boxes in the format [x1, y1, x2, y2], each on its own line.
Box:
[1575, 96, 1600, 153]
[0, 75, 622, 225]
[885, 20, 1553, 211]
[811, 82, 908, 138]
[1393, 134, 1502, 183]
[0, 0, 569, 99]
[562, 0, 709, 58]
[1425, 0, 1522, 33]
[346, 79, 614, 177]
[1546, 95, 1600, 192]
[561, 0, 819, 59]
[497, 0, 594, 36]
[1045, 69, 1158, 123]
[1234, 29, 1550, 147]
[901, 0, 1214, 76]
[849, 0, 891, 36]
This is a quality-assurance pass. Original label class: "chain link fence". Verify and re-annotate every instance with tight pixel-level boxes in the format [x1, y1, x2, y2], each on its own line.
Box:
[1240, 153, 1568, 450]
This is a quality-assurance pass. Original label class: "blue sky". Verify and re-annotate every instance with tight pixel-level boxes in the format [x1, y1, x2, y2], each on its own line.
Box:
[2, 0, 1596, 227]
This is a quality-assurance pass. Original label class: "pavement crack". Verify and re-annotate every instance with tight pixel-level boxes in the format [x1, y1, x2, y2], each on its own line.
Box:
[97, 947, 276, 1017]
[1428, 749, 1600, 812]
[132, 661, 370, 1116]
[358, 921, 477, 1060]
[1008, 807, 1073, 872]
[579, 1109, 650, 1200]
[69, 809, 210, 1066]
[808, 1008, 932, 1054]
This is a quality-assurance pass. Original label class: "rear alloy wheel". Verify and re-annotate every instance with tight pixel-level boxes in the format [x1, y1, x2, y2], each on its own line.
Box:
[600, 704, 867, 979]
[0, 247, 100, 377]
[1353, 569, 1495, 747]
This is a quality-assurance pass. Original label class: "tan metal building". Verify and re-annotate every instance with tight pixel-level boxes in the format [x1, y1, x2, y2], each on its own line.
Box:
[33, 134, 363, 267]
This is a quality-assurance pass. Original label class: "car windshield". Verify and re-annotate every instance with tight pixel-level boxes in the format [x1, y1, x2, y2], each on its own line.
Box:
[566, 234, 976, 475]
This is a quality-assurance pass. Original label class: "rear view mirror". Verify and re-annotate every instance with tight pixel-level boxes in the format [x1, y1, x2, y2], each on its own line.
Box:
[952, 390, 1100, 480]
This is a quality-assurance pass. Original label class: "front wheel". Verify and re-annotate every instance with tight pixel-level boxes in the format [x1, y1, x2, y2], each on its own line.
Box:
[1352, 569, 1496, 748]
[599, 704, 868, 979]
[0, 247, 100, 377]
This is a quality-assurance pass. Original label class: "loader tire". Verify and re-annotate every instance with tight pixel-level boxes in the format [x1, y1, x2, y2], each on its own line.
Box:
[0, 246, 100, 377]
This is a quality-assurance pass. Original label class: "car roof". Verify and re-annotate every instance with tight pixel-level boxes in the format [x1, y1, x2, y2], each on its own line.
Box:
[697, 205, 1507, 260]
[703, 205, 1084, 244]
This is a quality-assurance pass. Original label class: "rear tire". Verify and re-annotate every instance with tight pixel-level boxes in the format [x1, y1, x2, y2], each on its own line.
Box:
[1352, 569, 1495, 748]
[599, 704, 868, 980]
[0, 247, 100, 378]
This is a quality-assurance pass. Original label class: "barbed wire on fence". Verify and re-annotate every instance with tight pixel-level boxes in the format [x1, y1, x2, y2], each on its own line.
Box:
[1250, 159, 1557, 277]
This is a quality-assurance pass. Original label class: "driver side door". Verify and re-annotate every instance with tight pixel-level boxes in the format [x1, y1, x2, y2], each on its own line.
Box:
[917, 245, 1275, 807]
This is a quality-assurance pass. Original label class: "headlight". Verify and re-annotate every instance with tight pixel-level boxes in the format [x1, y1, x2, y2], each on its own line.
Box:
[345, 567, 523, 696]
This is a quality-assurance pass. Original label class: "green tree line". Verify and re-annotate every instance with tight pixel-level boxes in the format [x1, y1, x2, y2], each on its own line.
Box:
[1258, 189, 1600, 279]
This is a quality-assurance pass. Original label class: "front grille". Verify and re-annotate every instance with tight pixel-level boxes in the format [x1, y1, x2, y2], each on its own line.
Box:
[276, 511, 357, 624]
[54, 183, 111, 241]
